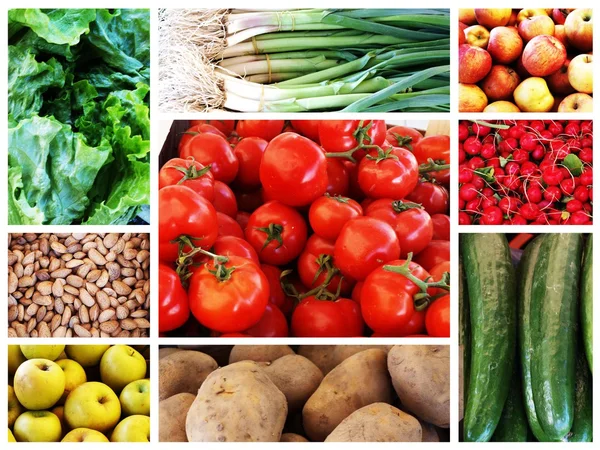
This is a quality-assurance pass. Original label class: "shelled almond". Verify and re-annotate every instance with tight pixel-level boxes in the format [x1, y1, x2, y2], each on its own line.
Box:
[7, 233, 150, 338]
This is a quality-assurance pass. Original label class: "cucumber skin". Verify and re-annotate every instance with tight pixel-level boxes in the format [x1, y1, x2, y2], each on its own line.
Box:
[581, 235, 593, 373]
[531, 233, 582, 440]
[563, 350, 593, 442]
[491, 361, 529, 442]
[462, 233, 517, 442]
[459, 257, 470, 415]
[517, 236, 553, 442]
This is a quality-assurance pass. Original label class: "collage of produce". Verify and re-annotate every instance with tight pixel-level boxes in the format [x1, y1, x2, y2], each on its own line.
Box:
[4, 4, 594, 446]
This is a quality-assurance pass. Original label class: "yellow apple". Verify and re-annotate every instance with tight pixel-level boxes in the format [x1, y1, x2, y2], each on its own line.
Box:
[56, 359, 87, 404]
[8, 385, 23, 427]
[484, 101, 521, 112]
[558, 93, 593, 112]
[120, 379, 150, 416]
[100, 345, 147, 393]
[20, 345, 65, 361]
[64, 382, 121, 433]
[14, 359, 65, 410]
[111, 415, 150, 442]
[8, 428, 16, 442]
[465, 25, 490, 48]
[568, 54, 593, 94]
[513, 77, 554, 112]
[516, 8, 548, 24]
[13, 411, 62, 442]
[459, 83, 488, 112]
[8, 346, 26, 375]
[474, 9, 512, 28]
[62, 428, 109, 442]
[65, 345, 110, 368]
[51, 405, 69, 437]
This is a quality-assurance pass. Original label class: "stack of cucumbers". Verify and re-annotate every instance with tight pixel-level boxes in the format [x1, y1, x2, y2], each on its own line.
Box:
[461, 233, 593, 442]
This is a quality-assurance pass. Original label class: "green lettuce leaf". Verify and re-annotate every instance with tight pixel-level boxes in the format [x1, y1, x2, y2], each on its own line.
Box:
[8, 167, 44, 225]
[8, 9, 96, 45]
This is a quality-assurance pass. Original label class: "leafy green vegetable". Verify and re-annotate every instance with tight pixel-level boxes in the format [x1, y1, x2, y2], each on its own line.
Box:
[8, 8, 150, 225]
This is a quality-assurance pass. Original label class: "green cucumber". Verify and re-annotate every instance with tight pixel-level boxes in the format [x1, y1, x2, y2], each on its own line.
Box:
[517, 235, 553, 442]
[563, 350, 593, 442]
[461, 233, 517, 442]
[459, 257, 470, 414]
[581, 235, 592, 373]
[530, 233, 582, 440]
[491, 359, 529, 442]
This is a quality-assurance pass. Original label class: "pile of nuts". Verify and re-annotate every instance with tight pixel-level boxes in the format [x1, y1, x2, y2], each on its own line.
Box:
[8, 233, 150, 338]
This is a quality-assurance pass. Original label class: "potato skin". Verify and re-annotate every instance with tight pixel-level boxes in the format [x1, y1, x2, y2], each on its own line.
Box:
[387, 345, 450, 428]
[159, 351, 218, 400]
[229, 345, 294, 364]
[262, 355, 323, 411]
[419, 419, 440, 442]
[302, 349, 392, 441]
[280, 433, 309, 442]
[325, 403, 422, 442]
[159, 393, 196, 442]
[298, 345, 391, 374]
[159, 347, 182, 359]
[186, 361, 287, 442]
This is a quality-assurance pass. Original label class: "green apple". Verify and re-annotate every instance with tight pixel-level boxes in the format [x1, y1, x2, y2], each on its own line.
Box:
[55, 359, 87, 404]
[8, 385, 23, 427]
[120, 379, 150, 416]
[111, 415, 150, 442]
[64, 382, 121, 433]
[65, 345, 110, 367]
[20, 345, 65, 361]
[100, 345, 147, 392]
[13, 411, 62, 442]
[8, 345, 26, 375]
[62, 428, 109, 442]
[14, 359, 65, 410]
[8, 428, 16, 442]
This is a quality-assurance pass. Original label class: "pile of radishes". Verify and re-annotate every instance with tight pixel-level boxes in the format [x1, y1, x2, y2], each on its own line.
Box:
[458, 120, 593, 225]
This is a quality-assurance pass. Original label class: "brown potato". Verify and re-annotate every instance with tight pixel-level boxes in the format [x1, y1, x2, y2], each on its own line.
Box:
[297, 345, 391, 374]
[159, 347, 181, 359]
[229, 345, 294, 364]
[419, 419, 440, 442]
[159, 351, 218, 400]
[387, 345, 450, 428]
[159, 393, 196, 442]
[280, 433, 309, 442]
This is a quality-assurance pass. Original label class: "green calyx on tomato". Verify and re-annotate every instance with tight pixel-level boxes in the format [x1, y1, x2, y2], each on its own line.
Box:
[389, 133, 415, 150]
[323, 120, 387, 163]
[383, 252, 450, 310]
[206, 261, 236, 282]
[171, 161, 212, 185]
[365, 147, 399, 163]
[255, 223, 285, 250]
[281, 260, 344, 303]
[391, 200, 423, 213]
[418, 157, 450, 174]
[173, 235, 228, 283]
[352, 120, 375, 145]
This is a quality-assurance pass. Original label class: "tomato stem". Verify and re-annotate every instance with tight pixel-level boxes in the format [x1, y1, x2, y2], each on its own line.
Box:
[255, 223, 284, 251]
[389, 133, 414, 150]
[391, 200, 422, 212]
[418, 158, 449, 173]
[173, 235, 229, 285]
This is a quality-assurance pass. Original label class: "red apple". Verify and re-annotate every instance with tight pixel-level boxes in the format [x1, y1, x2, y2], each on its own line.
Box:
[554, 25, 568, 48]
[459, 22, 468, 45]
[474, 9, 512, 28]
[545, 58, 575, 95]
[481, 65, 521, 101]
[552, 9, 572, 25]
[465, 25, 490, 48]
[507, 10, 519, 27]
[518, 15, 555, 42]
[487, 27, 523, 64]
[459, 9, 478, 26]
[458, 44, 492, 84]
[515, 55, 532, 80]
[522, 35, 567, 77]
[516, 9, 548, 24]
[564, 9, 593, 52]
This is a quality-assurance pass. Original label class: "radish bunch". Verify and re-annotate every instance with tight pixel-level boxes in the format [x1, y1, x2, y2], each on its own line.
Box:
[458, 120, 593, 225]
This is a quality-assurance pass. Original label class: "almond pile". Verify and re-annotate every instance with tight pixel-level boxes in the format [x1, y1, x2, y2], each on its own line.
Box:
[8, 233, 150, 338]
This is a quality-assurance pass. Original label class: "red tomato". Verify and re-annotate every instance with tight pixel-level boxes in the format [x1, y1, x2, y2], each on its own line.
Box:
[351, 281, 364, 304]
[260, 133, 328, 207]
[236, 120, 284, 141]
[425, 295, 450, 337]
[159, 263, 189, 332]
[413, 240, 450, 271]
[334, 217, 400, 281]
[233, 137, 268, 189]
[358, 147, 419, 199]
[245, 303, 289, 337]
[413, 135, 450, 185]
[260, 264, 288, 312]
[245, 201, 308, 265]
[188, 256, 268, 332]
[345, 160, 366, 201]
[365, 200, 433, 257]
[235, 211, 251, 232]
[159, 185, 218, 262]
[325, 159, 350, 196]
[212, 236, 259, 265]
[189, 119, 235, 135]
[361, 259, 430, 335]
[370, 309, 426, 337]
[158, 158, 215, 202]
[309, 195, 363, 241]
[178, 124, 226, 152]
[431, 214, 451, 240]
[297, 234, 354, 295]
[212, 181, 238, 218]
[428, 261, 450, 297]
[235, 189, 263, 213]
[406, 181, 450, 215]
[291, 296, 363, 337]
[291, 120, 321, 143]
[216, 212, 244, 238]
[385, 126, 423, 149]
[179, 133, 239, 183]
[319, 120, 387, 152]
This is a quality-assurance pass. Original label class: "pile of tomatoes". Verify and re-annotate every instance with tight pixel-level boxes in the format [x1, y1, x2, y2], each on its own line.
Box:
[459, 119, 593, 225]
[159, 120, 451, 337]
